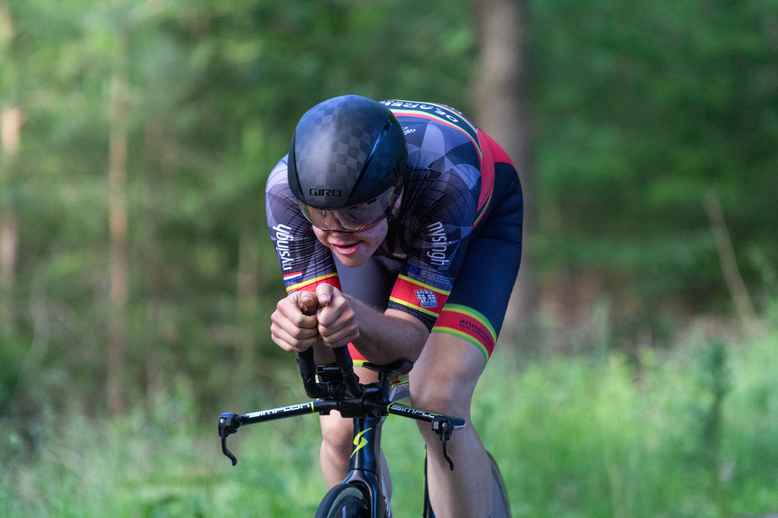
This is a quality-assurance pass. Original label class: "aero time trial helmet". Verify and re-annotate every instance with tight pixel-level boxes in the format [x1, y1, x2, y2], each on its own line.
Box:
[287, 95, 407, 233]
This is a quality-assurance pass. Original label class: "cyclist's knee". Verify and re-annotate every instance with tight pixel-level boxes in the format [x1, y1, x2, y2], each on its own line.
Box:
[409, 333, 485, 414]
[410, 372, 473, 420]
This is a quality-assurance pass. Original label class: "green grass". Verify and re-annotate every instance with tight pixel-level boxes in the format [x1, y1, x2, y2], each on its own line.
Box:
[2, 330, 777, 517]
[474, 333, 778, 518]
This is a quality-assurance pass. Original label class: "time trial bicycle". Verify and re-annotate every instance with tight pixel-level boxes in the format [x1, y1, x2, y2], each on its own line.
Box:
[218, 345, 511, 517]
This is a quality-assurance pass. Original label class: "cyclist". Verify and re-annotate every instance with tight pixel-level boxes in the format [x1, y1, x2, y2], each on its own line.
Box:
[266, 95, 522, 518]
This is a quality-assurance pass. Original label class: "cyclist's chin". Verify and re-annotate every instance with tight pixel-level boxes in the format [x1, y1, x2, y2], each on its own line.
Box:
[331, 242, 378, 268]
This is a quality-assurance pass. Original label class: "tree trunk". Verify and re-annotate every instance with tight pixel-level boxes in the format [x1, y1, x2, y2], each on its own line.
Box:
[705, 191, 763, 337]
[0, 0, 11, 43]
[1, 108, 20, 307]
[107, 41, 129, 416]
[143, 121, 164, 401]
[474, 0, 536, 340]
[1, 2, 18, 323]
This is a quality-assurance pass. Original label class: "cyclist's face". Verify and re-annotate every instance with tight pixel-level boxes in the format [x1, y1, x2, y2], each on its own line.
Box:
[312, 217, 389, 268]
[312, 191, 402, 268]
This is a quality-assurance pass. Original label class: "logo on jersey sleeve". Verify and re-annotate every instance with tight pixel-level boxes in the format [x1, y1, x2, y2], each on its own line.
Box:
[414, 289, 438, 309]
[426, 221, 450, 266]
[273, 223, 296, 271]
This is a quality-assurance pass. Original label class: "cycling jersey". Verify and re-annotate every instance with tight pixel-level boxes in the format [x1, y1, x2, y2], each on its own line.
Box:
[266, 100, 523, 361]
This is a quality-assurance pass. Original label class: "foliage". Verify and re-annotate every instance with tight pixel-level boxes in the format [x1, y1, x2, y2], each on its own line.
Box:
[0, 0, 477, 416]
[529, 0, 778, 318]
[0, 0, 777, 491]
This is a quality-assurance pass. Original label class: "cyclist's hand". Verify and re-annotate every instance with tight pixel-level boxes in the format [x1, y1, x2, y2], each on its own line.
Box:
[316, 284, 360, 348]
[270, 291, 321, 353]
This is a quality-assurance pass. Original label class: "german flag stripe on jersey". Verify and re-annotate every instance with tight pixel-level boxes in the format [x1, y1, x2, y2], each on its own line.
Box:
[389, 274, 450, 321]
[388, 101, 482, 159]
[431, 304, 497, 362]
[286, 273, 341, 294]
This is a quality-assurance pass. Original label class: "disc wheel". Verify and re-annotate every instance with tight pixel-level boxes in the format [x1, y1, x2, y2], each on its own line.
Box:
[315, 483, 368, 518]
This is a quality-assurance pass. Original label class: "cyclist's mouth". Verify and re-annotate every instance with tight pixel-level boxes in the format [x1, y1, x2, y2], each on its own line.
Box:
[331, 241, 361, 255]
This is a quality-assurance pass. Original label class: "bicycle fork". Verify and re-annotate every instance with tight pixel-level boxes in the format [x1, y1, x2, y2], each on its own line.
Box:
[341, 415, 392, 518]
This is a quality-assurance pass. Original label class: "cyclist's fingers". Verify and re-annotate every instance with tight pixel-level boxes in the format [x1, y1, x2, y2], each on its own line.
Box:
[316, 291, 352, 327]
[272, 311, 317, 337]
[319, 325, 359, 349]
[315, 283, 339, 307]
[276, 296, 318, 329]
[296, 290, 318, 316]
[271, 308, 319, 339]
[318, 314, 359, 346]
[270, 323, 319, 348]
[270, 320, 319, 352]
[317, 317, 342, 337]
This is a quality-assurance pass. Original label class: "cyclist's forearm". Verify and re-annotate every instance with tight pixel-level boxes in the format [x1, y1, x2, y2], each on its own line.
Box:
[349, 298, 429, 364]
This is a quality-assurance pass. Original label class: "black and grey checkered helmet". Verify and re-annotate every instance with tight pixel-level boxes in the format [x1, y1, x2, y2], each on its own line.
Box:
[288, 95, 407, 209]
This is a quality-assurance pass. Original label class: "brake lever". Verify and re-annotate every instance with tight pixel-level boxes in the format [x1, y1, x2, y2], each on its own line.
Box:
[431, 417, 455, 471]
[218, 412, 241, 466]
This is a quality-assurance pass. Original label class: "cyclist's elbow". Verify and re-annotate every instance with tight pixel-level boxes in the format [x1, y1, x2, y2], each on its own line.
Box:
[395, 315, 429, 364]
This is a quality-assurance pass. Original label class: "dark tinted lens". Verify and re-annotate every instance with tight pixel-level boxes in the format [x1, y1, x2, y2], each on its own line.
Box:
[298, 183, 398, 232]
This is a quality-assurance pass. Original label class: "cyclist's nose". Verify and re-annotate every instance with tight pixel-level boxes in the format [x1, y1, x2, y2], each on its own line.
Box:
[327, 211, 359, 232]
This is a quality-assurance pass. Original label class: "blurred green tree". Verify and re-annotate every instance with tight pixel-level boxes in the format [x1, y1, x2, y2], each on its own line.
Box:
[0, 0, 479, 416]
[528, 0, 778, 339]
[2, 0, 775, 419]
[474, 0, 535, 338]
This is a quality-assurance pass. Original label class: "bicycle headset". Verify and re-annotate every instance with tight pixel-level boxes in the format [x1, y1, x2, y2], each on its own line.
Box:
[287, 95, 408, 233]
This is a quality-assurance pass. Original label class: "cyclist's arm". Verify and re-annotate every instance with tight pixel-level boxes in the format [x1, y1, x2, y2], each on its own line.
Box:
[352, 303, 429, 365]
[316, 284, 429, 364]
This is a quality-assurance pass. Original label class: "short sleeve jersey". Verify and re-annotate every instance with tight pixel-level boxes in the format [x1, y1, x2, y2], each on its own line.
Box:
[265, 100, 498, 331]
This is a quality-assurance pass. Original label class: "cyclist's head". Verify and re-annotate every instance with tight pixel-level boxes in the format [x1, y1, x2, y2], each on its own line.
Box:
[288, 95, 407, 233]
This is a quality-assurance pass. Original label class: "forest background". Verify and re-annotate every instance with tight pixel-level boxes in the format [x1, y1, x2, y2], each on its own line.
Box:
[1, 1, 777, 517]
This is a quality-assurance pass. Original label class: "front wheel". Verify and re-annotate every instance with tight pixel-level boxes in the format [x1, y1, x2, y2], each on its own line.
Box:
[315, 483, 368, 518]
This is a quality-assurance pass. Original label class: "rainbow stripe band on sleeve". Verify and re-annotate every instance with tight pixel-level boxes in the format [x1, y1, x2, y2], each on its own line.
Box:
[286, 273, 341, 294]
[431, 304, 497, 362]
